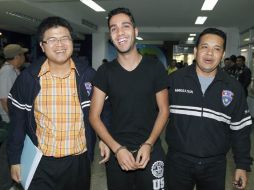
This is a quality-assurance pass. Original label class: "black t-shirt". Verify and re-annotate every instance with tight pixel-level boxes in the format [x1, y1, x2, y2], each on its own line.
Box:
[93, 56, 168, 149]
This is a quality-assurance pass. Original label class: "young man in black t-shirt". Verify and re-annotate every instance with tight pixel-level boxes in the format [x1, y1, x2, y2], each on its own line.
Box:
[89, 7, 169, 190]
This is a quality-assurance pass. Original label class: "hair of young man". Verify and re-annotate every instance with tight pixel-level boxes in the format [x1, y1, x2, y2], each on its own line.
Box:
[195, 28, 227, 50]
[237, 55, 246, 62]
[37, 16, 73, 42]
[107, 7, 136, 28]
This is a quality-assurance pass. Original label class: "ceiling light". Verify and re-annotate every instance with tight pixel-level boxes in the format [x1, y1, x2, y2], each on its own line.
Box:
[195, 16, 207, 25]
[0, 32, 2, 36]
[80, 0, 105, 12]
[201, 0, 218, 11]
[136, 36, 143, 40]
[6, 11, 41, 23]
[243, 38, 250, 42]
[187, 37, 194, 41]
[241, 49, 247, 52]
[190, 33, 196, 36]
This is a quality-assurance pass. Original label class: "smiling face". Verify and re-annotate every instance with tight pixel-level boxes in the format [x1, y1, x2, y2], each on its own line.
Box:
[40, 26, 73, 65]
[109, 13, 138, 54]
[194, 34, 225, 77]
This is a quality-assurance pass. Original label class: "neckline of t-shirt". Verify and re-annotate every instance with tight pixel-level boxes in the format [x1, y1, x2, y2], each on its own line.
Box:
[115, 56, 144, 73]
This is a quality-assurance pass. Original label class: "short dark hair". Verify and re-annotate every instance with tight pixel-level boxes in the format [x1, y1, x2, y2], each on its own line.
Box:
[37, 16, 73, 42]
[237, 55, 246, 62]
[230, 55, 237, 63]
[107, 7, 136, 28]
[195, 28, 227, 50]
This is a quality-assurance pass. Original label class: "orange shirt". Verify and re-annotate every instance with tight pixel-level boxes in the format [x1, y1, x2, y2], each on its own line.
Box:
[34, 59, 86, 157]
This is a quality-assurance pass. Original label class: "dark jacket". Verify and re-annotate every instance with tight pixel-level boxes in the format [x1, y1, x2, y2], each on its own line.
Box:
[7, 57, 110, 165]
[236, 65, 252, 97]
[166, 63, 252, 171]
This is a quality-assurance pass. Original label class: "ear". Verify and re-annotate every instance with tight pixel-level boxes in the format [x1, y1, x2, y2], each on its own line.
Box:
[39, 42, 45, 53]
[135, 27, 138, 38]
[194, 47, 197, 59]
[222, 51, 225, 59]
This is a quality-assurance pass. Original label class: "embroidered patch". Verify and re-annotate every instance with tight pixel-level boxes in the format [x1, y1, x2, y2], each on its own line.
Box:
[85, 82, 92, 96]
[222, 90, 234, 106]
[151, 161, 164, 178]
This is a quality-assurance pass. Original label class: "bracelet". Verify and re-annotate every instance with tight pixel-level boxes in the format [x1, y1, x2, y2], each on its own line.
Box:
[114, 146, 127, 157]
[140, 142, 153, 150]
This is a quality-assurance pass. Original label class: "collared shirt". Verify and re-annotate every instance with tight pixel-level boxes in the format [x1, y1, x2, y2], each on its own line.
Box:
[34, 59, 86, 157]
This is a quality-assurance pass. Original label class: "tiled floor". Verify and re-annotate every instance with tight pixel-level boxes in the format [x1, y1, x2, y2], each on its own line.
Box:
[91, 128, 254, 190]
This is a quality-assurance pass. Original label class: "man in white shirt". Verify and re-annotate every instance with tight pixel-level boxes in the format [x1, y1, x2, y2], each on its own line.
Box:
[0, 44, 28, 190]
[0, 44, 27, 124]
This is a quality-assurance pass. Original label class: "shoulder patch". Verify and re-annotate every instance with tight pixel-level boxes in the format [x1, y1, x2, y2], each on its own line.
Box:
[85, 82, 92, 96]
[222, 90, 234, 107]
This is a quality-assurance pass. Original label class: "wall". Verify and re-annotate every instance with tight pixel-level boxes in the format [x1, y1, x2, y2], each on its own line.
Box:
[92, 32, 108, 70]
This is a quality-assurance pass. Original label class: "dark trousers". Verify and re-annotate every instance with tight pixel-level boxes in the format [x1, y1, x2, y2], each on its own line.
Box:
[106, 145, 166, 190]
[165, 151, 226, 190]
[0, 122, 18, 190]
[28, 152, 91, 190]
[0, 141, 13, 190]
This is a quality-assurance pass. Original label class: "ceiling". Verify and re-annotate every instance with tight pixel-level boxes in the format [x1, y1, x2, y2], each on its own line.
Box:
[0, 0, 254, 44]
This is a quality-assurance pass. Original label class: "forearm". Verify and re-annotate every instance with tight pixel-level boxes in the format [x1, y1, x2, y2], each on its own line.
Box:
[231, 127, 252, 171]
[89, 115, 121, 153]
[146, 107, 169, 145]
[0, 98, 8, 114]
[146, 89, 169, 145]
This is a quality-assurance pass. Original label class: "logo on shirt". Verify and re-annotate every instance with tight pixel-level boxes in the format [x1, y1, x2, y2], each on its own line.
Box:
[222, 90, 234, 107]
[85, 82, 92, 96]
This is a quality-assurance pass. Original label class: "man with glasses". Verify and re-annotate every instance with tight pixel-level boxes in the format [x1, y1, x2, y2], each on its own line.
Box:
[7, 16, 107, 190]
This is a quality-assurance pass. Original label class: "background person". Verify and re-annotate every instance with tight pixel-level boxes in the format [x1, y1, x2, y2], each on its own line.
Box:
[0, 44, 27, 190]
[235, 55, 252, 97]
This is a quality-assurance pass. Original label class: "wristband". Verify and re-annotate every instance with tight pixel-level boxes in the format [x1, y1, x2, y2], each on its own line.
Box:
[140, 142, 153, 150]
[114, 146, 127, 157]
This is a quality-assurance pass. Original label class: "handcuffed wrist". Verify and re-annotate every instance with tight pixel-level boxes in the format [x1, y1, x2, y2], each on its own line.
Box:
[114, 146, 127, 157]
[140, 142, 153, 150]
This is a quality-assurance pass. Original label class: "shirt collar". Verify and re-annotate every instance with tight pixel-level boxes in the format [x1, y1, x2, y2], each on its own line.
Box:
[38, 58, 78, 77]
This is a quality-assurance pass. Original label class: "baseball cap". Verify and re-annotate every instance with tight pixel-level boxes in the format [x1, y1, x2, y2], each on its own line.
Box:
[3, 44, 28, 59]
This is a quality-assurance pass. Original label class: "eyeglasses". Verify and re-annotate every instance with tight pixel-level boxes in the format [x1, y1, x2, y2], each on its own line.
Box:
[42, 36, 72, 46]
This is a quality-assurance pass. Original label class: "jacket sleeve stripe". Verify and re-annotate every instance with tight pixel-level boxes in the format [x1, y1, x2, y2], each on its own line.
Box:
[81, 100, 91, 105]
[230, 116, 252, 130]
[8, 93, 32, 111]
[230, 119, 252, 130]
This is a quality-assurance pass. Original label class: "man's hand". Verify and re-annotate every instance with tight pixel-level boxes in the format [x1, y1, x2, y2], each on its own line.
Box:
[233, 169, 247, 189]
[98, 140, 110, 164]
[135, 143, 152, 169]
[11, 164, 21, 183]
[115, 147, 137, 171]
